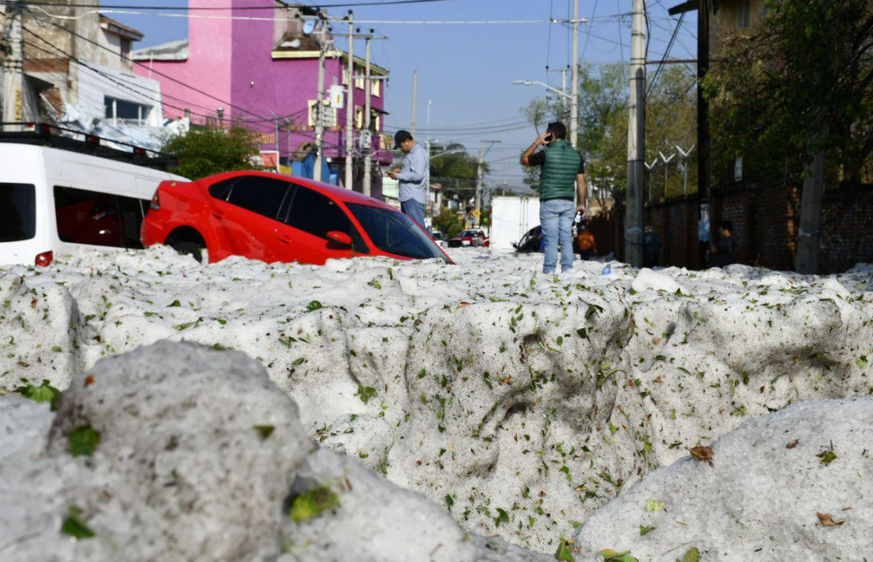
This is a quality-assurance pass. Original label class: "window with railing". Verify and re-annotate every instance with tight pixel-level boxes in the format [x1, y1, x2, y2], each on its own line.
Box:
[308, 99, 337, 128]
[104, 97, 151, 126]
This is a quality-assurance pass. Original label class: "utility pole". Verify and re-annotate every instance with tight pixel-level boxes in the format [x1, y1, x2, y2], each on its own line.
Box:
[411, 70, 418, 137]
[624, 0, 647, 267]
[344, 10, 355, 190]
[362, 31, 373, 196]
[570, 0, 579, 150]
[273, 111, 281, 173]
[314, 35, 328, 182]
[667, 0, 710, 267]
[475, 140, 500, 216]
[698, 0, 711, 267]
[2, 0, 29, 128]
[796, 124, 829, 274]
[425, 99, 432, 218]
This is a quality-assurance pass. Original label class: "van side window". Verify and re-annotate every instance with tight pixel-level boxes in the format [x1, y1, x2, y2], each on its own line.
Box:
[285, 186, 369, 253]
[53, 186, 146, 249]
[226, 176, 291, 221]
[0, 183, 36, 242]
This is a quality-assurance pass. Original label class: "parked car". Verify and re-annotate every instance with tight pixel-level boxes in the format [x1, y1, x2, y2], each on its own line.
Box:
[513, 225, 544, 253]
[430, 230, 447, 248]
[448, 229, 490, 248]
[141, 171, 453, 265]
[0, 140, 185, 267]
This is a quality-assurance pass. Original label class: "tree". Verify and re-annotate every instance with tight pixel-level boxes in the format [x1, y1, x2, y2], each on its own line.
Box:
[704, 0, 873, 185]
[431, 205, 464, 238]
[162, 126, 263, 180]
[520, 62, 697, 201]
[429, 143, 489, 203]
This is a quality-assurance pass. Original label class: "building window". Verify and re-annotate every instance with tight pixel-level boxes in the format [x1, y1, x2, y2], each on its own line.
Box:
[371, 79, 380, 98]
[120, 38, 130, 61]
[355, 106, 363, 129]
[104, 97, 150, 126]
[736, 0, 751, 29]
[355, 67, 365, 90]
[308, 99, 336, 128]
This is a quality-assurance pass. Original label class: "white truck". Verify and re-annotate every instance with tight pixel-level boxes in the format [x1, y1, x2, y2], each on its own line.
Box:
[489, 196, 541, 251]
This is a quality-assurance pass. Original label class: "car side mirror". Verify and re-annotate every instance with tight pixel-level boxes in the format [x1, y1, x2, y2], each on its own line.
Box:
[327, 231, 353, 247]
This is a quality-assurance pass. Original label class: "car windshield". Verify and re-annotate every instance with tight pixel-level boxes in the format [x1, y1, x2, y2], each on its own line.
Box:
[459, 230, 480, 238]
[346, 203, 447, 261]
[0, 183, 36, 242]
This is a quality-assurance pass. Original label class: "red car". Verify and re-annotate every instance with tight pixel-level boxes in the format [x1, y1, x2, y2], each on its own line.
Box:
[448, 229, 490, 248]
[141, 171, 452, 265]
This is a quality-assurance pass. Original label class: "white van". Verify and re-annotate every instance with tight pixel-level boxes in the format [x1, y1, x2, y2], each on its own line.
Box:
[0, 143, 186, 267]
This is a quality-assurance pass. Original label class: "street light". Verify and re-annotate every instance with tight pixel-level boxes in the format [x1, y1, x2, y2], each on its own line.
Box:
[511, 79, 573, 101]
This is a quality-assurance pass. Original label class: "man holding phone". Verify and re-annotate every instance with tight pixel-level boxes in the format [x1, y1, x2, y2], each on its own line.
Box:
[521, 122, 587, 274]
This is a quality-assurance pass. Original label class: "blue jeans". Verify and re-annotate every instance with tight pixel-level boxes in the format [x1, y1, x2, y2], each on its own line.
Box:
[401, 199, 425, 229]
[540, 199, 576, 273]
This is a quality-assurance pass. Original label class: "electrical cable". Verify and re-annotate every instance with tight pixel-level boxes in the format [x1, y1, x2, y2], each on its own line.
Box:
[2, 0, 482, 10]
[27, 9, 304, 124]
[646, 12, 685, 98]
[545, 0, 554, 81]
[581, 0, 599, 61]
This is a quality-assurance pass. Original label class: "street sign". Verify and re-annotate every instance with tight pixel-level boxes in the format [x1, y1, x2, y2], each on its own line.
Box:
[329, 85, 345, 109]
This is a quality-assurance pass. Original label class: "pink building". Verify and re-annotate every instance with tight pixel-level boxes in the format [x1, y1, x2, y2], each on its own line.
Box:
[132, 1, 391, 196]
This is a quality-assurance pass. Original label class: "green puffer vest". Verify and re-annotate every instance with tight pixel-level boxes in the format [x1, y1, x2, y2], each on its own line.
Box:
[539, 140, 582, 201]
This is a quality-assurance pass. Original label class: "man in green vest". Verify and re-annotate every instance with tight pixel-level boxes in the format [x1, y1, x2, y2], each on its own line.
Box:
[520, 122, 587, 274]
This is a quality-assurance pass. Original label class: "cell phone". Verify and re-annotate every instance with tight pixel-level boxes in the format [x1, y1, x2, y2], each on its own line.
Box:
[544, 134, 554, 143]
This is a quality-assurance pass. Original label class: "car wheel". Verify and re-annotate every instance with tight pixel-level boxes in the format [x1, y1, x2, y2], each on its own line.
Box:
[170, 240, 203, 263]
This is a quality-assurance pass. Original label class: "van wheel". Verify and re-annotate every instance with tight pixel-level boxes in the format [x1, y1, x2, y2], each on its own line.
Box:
[170, 241, 203, 263]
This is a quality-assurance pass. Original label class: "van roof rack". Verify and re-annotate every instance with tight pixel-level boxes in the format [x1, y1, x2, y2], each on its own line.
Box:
[0, 122, 178, 171]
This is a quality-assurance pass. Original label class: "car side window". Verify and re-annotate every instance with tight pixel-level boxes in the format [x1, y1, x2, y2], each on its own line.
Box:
[225, 177, 290, 221]
[285, 186, 368, 253]
[208, 178, 238, 201]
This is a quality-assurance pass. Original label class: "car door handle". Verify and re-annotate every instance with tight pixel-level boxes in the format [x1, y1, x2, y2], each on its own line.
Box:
[211, 212, 224, 220]
[278, 236, 292, 244]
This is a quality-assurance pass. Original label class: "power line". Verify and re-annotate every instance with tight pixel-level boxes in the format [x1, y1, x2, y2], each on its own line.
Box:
[27, 10, 290, 124]
[3, 0, 480, 10]
[647, 12, 685, 97]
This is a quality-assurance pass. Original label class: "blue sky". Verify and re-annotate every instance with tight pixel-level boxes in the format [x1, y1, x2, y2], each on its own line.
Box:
[112, 0, 698, 190]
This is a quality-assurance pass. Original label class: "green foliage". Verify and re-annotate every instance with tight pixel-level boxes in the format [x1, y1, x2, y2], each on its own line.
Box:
[494, 507, 509, 527]
[61, 506, 95, 539]
[356, 385, 377, 404]
[704, 0, 873, 185]
[68, 426, 100, 457]
[817, 449, 837, 465]
[521, 62, 697, 198]
[597, 549, 639, 562]
[639, 525, 655, 536]
[16, 379, 61, 408]
[429, 143, 488, 203]
[677, 547, 699, 562]
[306, 300, 323, 312]
[289, 485, 341, 523]
[253, 425, 275, 439]
[554, 538, 576, 561]
[162, 125, 263, 180]
[431, 206, 465, 238]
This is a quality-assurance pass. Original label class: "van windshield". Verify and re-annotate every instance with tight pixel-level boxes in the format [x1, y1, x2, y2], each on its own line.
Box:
[0, 183, 36, 242]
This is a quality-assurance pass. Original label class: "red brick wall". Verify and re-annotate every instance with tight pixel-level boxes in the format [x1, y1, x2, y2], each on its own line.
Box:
[606, 183, 871, 273]
[820, 184, 873, 273]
